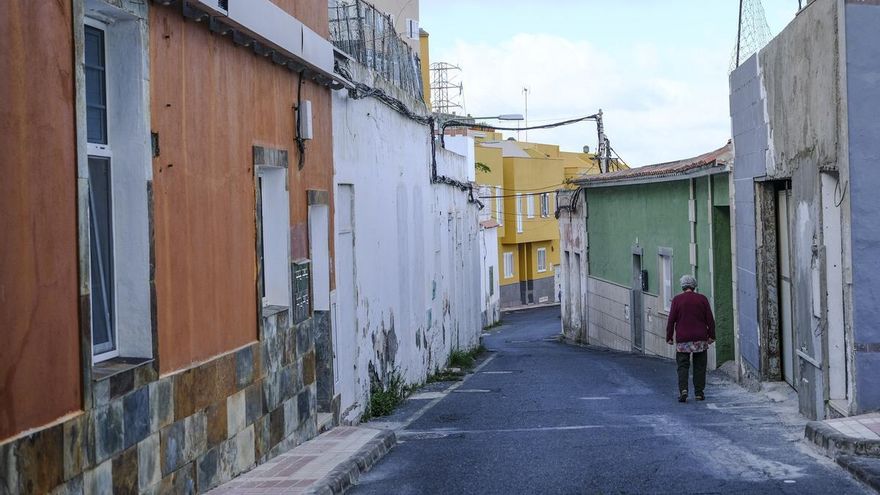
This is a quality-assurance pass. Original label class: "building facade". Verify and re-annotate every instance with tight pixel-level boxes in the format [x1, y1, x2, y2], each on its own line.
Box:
[330, 0, 483, 424]
[558, 144, 734, 370]
[729, 0, 880, 419]
[1, 0, 345, 493]
[473, 133, 605, 309]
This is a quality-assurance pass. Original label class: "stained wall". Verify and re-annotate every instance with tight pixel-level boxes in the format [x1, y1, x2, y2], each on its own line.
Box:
[149, 2, 334, 374]
[0, 0, 82, 441]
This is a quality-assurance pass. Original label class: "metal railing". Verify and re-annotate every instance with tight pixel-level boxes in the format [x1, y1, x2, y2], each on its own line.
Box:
[329, 0, 424, 100]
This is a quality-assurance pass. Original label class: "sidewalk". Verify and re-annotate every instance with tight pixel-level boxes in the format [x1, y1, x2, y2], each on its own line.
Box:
[206, 427, 395, 495]
[806, 412, 880, 492]
[501, 301, 560, 313]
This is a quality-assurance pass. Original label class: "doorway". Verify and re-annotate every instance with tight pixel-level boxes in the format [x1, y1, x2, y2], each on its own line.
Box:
[631, 249, 644, 352]
[777, 188, 796, 389]
[334, 185, 358, 416]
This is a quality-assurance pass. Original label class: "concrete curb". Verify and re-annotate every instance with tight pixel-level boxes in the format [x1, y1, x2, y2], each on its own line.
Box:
[805, 421, 880, 458]
[304, 428, 397, 495]
[836, 455, 880, 493]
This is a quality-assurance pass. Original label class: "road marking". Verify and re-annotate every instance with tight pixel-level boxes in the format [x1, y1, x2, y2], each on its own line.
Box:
[481, 371, 514, 375]
[705, 403, 775, 410]
[409, 392, 446, 400]
[452, 389, 492, 393]
[395, 354, 497, 430]
[579, 397, 611, 400]
[401, 424, 657, 436]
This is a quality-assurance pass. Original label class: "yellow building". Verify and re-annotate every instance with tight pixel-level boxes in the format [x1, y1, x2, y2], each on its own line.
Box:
[473, 131, 613, 308]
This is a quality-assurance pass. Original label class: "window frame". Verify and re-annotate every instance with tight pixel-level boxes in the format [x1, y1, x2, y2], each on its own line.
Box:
[540, 193, 550, 217]
[658, 248, 674, 312]
[84, 19, 110, 146]
[503, 252, 514, 279]
[257, 166, 292, 310]
[526, 193, 535, 218]
[515, 194, 523, 233]
[85, 18, 119, 363]
[537, 247, 547, 273]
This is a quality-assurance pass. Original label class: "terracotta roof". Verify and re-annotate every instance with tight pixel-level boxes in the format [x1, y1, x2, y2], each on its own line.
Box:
[573, 141, 732, 186]
[480, 219, 500, 229]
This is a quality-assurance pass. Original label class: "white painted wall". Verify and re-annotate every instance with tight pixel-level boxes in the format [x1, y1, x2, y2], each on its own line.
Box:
[480, 225, 500, 327]
[308, 204, 330, 311]
[332, 66, 482, 422]
[557, 191, 587, 342]
[99, 6, 152, 359]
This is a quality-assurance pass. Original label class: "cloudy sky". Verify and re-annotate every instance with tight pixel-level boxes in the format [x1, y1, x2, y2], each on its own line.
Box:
[421, 1, 799, 166]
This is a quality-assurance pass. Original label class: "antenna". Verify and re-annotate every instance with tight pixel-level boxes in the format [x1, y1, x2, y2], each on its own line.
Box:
[521, 87, 530, 142]
[731, 0, 772, 71]
[430, 62, 464, 118]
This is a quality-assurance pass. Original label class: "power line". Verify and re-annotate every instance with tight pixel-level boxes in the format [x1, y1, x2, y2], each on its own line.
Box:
[479, 191, 563, 199]
[478, 182, 568, 193]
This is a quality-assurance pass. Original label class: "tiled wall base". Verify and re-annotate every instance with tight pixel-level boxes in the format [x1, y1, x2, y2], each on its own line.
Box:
[0, 310, 319, 494]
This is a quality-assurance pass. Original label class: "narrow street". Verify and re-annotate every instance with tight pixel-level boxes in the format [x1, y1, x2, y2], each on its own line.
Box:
[352, 306, 871, 495]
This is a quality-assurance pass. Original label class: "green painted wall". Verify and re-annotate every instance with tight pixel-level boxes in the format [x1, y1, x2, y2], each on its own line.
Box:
[585, 173, 734, 364]
[586, 180, 691, 295]
[712, 205, 735, 363]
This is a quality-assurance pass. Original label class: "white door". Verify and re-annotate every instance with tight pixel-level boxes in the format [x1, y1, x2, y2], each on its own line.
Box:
[777, 189, 796, 389]
[334, 185, 358, 412]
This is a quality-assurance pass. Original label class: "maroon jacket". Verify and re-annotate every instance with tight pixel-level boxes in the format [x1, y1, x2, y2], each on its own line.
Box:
[665, 290, 716, 343]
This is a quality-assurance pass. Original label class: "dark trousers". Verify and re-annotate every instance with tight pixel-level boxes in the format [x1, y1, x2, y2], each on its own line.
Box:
[676, 351, 707, 394]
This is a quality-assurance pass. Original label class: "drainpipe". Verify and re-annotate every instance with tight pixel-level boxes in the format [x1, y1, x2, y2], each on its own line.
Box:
[707, 175, 716, 309]
[689, 179, 697, 277]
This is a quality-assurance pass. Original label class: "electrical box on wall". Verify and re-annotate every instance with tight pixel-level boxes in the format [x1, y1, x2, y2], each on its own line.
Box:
[298, 100, 313, 140]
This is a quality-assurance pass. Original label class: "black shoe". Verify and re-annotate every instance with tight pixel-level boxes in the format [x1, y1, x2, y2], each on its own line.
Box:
[678, 391, 688, 403]
[695, 392, 705, 401]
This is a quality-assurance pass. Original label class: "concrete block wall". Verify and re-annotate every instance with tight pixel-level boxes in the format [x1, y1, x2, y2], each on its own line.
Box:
[0, 310, 319, 494]
[729, 54, 765, 374]
[586, 278, 632, 352]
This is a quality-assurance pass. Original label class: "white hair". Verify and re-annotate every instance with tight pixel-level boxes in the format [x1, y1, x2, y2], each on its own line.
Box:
[680, 275, 697, 290]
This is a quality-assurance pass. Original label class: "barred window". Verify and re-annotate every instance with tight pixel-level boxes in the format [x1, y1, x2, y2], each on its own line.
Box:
[293, 260, 311, 323]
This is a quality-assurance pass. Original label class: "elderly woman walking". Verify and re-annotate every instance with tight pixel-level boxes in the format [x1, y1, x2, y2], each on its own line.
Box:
[666, 275, 715, 403]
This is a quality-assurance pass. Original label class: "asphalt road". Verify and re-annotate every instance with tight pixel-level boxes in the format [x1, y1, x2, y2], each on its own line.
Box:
[352, 305, 872, 495]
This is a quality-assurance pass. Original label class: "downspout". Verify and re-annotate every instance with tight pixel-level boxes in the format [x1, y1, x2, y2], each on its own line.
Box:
[689, 179, 697, 277]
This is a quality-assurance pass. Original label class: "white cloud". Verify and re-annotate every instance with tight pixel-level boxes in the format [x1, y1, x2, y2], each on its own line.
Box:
[436, 33, 733, 166]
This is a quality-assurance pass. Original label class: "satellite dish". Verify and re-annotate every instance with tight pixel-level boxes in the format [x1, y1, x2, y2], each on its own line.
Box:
[583, 145, 590, 154]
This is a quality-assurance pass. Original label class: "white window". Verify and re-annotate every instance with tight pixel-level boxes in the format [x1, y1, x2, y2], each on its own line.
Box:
[540, 193, 550, 217]
[503, 252, 514, 278]
[659, 249, 674, 311]
[495, 186, 503, 225]
[84, 13, 152, 363]
[516, 194, 523, 233]
[258, 167, 291, 308]
[537, 248, 547, 272]
[526, 194, 535, 218]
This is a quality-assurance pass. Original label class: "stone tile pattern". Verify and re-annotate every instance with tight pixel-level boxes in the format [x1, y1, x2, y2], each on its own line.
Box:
[0, 310, 319, 494]
[825, 413, 880, 440]
[206, 427, 387, 495]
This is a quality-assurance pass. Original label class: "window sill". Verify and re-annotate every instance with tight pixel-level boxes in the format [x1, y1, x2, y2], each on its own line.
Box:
[92, 356, 153, 383]
[262, 305, 289, 319]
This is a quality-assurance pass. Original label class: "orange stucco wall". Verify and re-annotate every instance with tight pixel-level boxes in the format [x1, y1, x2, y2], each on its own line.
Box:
[150, 2, 334, 374]
[0, 0, 82, 441]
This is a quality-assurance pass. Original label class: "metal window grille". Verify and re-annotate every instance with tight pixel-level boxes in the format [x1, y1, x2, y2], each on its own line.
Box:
[329, 0, 424, 100]
[293, 260, 311, 323]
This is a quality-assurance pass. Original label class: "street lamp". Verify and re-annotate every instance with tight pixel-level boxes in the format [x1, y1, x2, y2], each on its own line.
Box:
[469, 114, 524, 121]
